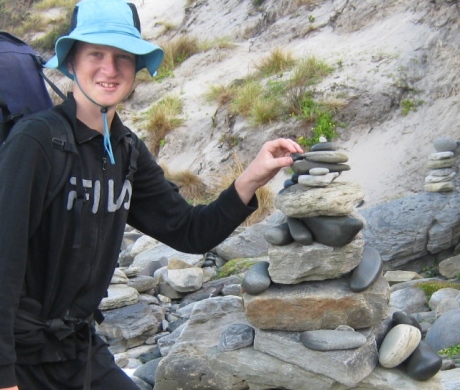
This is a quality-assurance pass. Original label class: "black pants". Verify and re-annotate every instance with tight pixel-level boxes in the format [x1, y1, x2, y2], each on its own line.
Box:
[15, 334, 139, 390]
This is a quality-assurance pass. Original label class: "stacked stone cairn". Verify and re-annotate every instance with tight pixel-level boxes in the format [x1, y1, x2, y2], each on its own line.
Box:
[239, 138, 443, 387]
[424, 136, 458, 193]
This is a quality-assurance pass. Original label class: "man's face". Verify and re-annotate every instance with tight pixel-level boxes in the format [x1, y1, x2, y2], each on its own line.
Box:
[69, 42, 136, 108]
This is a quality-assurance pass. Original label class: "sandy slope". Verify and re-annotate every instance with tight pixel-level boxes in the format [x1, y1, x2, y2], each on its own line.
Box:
[124, 0, 460, 208]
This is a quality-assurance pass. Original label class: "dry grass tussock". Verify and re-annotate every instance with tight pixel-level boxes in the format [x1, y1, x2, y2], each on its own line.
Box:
[160, 164, 208, 205]
[208, 154, 274, 226]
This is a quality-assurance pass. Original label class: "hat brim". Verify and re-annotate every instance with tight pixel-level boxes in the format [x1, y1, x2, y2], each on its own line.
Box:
[46, 33, 164, 79]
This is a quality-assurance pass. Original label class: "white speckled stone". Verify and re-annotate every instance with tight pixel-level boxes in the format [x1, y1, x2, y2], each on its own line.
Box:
[298, 172, 339, 187]
[378, 324, 421, 368]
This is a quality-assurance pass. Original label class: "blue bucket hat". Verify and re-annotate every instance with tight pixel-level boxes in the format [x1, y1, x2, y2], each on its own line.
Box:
[46, 0, 164, 79]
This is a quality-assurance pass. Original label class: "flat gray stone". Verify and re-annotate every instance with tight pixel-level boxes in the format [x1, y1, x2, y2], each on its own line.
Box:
[310, 141, 337, 151]
[292, 159, 351, 175]
[300, 329, 367, 351]
[350, 245, 383, 292]
[304, 151, 349, 163]
[302, 214, 364, 247]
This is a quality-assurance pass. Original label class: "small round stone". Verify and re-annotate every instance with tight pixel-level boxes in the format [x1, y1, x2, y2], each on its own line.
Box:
[241, 261, 271, 295]
[218, 324, 255, 352]
[378, 324, 421, 368]
[309, 167, 330, 176]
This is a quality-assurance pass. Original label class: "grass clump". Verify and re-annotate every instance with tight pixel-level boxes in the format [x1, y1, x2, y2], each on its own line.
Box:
[216, 258, 259, 278]
[255, 48, 295, 76]
[146, 95, 184, 154]
[155, 35, 200, 81]
[160, 164, 208, 205]
[230, 80, 263, 117]
[415, 280, 460, 300]
[290, 56, 333, 87]
[209, 154, 274, 225]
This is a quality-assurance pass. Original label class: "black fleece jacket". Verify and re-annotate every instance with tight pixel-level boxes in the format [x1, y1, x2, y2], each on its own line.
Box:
[0, 95, 257, 387]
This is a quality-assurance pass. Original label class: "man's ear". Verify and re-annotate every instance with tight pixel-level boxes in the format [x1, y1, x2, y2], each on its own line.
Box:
[66, 58, 74, 75]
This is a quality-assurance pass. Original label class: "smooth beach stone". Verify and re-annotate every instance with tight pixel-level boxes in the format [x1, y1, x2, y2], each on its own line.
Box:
[300, 329, 367, 351]
[264, 222, 293, 246]
[350, 245, 383, 292]
[283, 179, 296, 188]
[302, 215, 363, 247]
[424, 181, 455, 192]
[392, 311, 422, 332]
[287, 217, 313, 246]
[304, 151, 349, 164]
[310, 141, 337, 151]
[425, 172, 456, 183]
[378, 324, 421, 368]
[428, 168, 455, 177]
[433, 137, 458, 153]
[218, 323, 255, 352]
[428, 151, 454, 160]
[309, 167, 330, 176]
[292, 160, 351, 175]
[405, 340, 442, 381]
[291, 173, 299, 183]
[297, 172, 339, 187]
[241, 261, 271, 295]
[426, 157, 456, 170]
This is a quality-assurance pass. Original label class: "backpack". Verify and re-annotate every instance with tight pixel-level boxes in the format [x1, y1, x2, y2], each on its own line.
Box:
[0, 31, 84, 245]
[0, 31, 67, 140]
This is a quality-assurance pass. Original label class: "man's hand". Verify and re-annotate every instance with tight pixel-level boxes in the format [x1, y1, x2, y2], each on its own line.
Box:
[234, 138, 303, 204]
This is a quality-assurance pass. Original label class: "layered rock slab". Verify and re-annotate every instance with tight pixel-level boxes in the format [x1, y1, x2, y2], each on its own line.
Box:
[243, 275, 390, 331]
[268, 235, 364, 283]
[275, 182, 365, 218]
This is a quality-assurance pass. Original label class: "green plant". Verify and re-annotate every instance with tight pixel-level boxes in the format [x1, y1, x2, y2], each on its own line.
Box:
[401, 98, 424, 115]
[216, 258, 258, 278]
[230, 79, 263, 117]
[422, 262, 439, 278]
[415, 280, 460, 300]
[308, 15, 315, 23]
[438, 344, 460, 357]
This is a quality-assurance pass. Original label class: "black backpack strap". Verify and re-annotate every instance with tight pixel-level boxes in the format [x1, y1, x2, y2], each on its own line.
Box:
[34, 111, 85, 249]
[32, 55, 67, 101]
[122, 134, 139, 182]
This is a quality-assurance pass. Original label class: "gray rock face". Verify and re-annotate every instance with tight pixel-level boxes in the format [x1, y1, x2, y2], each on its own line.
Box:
[216, 223, 272, 260]
[389, 287, 430, 314]
[275, 182, 365, 218]
[243, 275, 389, 331]
[359, 191, 460, 268]
[97, 302, 160, 341]
[268, 236, 364, 283]
[425, 308, 460, 352]
[254, 328, 378, 387]
[154, 296, 252, 390]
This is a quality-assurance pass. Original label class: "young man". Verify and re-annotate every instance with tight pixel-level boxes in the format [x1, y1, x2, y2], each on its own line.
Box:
[0, 0, 303, 389]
